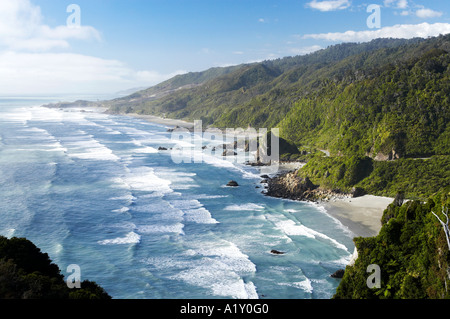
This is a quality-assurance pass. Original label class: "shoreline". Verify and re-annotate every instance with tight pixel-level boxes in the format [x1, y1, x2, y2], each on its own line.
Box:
[320, 195, 393, 238]
[132, 109, 393, 239]
[262, 167, 394, 239]
[126, 113, 195, 130]
[54, 106, 393, 239]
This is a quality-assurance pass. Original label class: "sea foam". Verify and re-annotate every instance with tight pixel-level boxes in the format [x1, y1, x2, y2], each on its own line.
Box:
[224, 203, 265, 211]
[273, 218, 349, 252]
[98, 231, 141, 245]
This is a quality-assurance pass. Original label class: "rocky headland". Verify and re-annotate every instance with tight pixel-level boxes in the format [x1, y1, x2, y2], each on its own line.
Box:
[264, 169, 354, 203]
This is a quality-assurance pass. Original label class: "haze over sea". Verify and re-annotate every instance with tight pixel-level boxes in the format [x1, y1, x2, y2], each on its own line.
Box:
[0, 97, 355, 299]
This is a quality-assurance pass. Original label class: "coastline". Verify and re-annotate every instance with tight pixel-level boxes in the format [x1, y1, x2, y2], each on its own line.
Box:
[131, 110, 393, 239]
[58, 107, 392, 240]
[320, 195, 394, 238]
[126, 113, 195, 130]
[262, 165, 394, 239]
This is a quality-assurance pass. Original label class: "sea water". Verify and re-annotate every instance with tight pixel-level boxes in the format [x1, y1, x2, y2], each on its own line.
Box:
[0, 97, 355, 299]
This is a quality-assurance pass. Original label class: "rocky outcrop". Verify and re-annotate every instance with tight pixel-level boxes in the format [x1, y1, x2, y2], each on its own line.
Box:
[265, 170, 350, 202]
[226, 180, 239, 187]
[265, 170, 318, 201]
[373, 149, 401, 161]
[270, 250, 285, 255]
[331, 269, 345, 279]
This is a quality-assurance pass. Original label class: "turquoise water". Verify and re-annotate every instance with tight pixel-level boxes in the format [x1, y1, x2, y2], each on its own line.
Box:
[0, 98, 355, 299]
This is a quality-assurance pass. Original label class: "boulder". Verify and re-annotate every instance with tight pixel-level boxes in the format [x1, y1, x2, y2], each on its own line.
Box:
[270, 250, 285, 255]
[226, 180, 239, 187]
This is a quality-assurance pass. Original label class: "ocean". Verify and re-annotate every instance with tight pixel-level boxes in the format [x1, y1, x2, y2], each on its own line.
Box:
[0, 97, 355, 299]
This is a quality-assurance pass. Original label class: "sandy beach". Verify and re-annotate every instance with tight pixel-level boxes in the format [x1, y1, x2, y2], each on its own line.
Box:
[127, 113, 195, 129]
[321, 195, 394, 238]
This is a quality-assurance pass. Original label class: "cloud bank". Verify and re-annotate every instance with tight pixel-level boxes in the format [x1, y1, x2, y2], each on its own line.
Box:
[0, 0, 100, 52]
[0, 0, 183, 95]
[304, 22, 450, 42]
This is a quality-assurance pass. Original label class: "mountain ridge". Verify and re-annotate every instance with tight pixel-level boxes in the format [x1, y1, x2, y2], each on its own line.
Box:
[45, 35, 450, 160]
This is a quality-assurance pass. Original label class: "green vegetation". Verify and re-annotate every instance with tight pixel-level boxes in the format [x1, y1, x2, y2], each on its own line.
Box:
[0, 236, 111, 299]
[298, 155, 450, 199]
[56, 35, 450, 162]
[334, 189, 450, 299]
[103, 35, 450, 161]
[279, 46, 450, 158]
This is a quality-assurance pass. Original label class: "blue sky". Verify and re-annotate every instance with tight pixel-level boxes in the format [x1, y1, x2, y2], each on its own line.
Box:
[0, 0, 449, 95]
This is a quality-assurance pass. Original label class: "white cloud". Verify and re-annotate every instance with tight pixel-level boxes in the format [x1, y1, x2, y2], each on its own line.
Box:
[0, 51, 185, 95]
[384, 1, 444, 19]
[0, 0, 101, 51]
[303, 22, 450, 42]
[384, 0, 408, 9]
[416, 8, 443, 19]
[0, 0, 183, 95]
[306, 0, 351, 12]
[258, 18, 265, 23]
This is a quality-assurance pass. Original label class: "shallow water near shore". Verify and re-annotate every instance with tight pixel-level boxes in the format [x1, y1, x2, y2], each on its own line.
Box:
[0, 97, 355, 299]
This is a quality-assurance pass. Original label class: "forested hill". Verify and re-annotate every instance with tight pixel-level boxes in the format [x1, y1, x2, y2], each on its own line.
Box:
[45, 35, 450, 160]
[100, 35, 450, 159]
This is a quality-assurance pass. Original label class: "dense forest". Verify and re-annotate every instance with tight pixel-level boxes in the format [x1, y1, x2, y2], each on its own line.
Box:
[334, 188, 450, 299]
[297, 155, 450, 200]
[103, 35, 450, 160]
[0, 236, 110, 299]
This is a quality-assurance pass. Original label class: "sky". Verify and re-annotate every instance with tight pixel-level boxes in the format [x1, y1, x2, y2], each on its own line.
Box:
[0, 0, 449, 96]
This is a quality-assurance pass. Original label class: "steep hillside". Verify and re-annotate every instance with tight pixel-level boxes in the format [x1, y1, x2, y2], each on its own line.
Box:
[279, 46, 450, 158]
[104, 64, 243, 114]
[334, 188, 450, 299]
[104, 35, 450, 160]
[45, 35, 450, 162]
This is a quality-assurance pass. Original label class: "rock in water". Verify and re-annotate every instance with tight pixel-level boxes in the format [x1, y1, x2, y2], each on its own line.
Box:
[330, 269, 345, 278]
[226, 180, 239, 187]
[270, 249, 285, 255]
